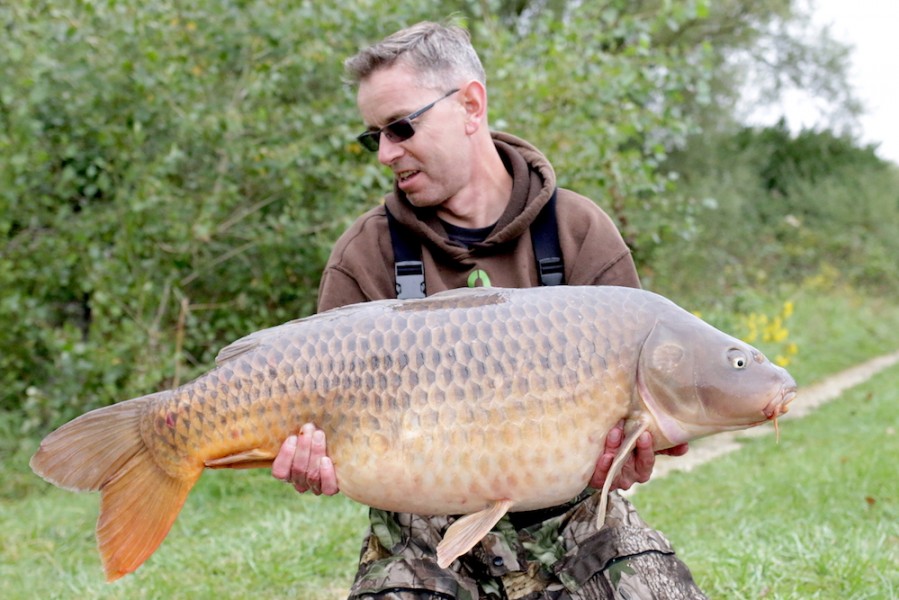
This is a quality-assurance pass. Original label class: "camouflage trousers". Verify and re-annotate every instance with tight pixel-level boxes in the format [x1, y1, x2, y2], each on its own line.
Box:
[347, 491, 707, 599]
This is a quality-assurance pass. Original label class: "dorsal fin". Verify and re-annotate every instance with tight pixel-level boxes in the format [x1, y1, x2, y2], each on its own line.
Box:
[393, 288, 511, 313]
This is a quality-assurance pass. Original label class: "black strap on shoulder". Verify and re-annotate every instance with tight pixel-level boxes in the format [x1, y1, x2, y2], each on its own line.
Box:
[531, 188, 564, 286]
[385, 206, 426, 299]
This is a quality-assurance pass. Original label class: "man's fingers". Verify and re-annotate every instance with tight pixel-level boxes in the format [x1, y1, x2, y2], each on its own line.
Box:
[272, 435, 298, 480]
[631, 432, 655, 484]
[304, 430, 327, 494]
[319, 457, 339, 496]
[606, 431, 655, 491]
[288, 423, 316, 492]
[605, 422, 624, 451]
[658, 443, 690, 457]
[614, 460, 637, 491]
[308, 430, 327, 467]
[272, 424, 340, 496]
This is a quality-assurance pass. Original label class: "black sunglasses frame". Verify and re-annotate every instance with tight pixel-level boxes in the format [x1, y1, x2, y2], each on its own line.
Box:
[356, 88, 460, 152]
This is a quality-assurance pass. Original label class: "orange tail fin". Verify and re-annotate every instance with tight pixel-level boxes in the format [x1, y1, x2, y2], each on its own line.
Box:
[30, 392, 202, 581]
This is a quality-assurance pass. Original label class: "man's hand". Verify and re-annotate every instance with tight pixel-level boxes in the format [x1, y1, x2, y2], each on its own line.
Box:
[589, 421, 689, 491]
[272, 423, 339, 495]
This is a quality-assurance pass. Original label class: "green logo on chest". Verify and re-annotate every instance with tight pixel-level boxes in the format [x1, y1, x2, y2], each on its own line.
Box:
[467, 269, 492, 288]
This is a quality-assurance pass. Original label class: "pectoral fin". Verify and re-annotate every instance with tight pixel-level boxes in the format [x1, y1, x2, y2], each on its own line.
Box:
[436, 499, 514, 568]
[596, 418, 652, 528]
[204, 448, 276, 469]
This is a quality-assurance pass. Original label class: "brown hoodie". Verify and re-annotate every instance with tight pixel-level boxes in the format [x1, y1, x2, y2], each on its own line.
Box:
[317, 131, 639, 312]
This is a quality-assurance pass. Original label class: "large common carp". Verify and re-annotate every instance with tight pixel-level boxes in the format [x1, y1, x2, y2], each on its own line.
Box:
[31, 286, 796, 580]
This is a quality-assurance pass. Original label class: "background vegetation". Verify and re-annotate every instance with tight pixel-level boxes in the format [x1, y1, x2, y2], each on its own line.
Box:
[2, 0, 898, 597]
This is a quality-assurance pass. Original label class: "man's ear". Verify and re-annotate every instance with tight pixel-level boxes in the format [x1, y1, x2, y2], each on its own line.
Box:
[458, 79, 487, 134]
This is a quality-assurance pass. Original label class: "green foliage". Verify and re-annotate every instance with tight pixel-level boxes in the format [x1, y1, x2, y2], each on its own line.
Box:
[479, 1, 716, 261]
[649, 123, 899, 302]
[1, 1, 388, 425]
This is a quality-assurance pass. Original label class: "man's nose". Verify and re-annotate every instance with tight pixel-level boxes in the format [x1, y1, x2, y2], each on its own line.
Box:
[378, 136, 405, 165]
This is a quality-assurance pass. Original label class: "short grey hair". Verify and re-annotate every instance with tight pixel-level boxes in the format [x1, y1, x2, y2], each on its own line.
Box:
[344, 21, 486, 89]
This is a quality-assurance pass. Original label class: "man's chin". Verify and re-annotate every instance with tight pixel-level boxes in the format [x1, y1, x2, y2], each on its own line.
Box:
[403, 191, 443, 208]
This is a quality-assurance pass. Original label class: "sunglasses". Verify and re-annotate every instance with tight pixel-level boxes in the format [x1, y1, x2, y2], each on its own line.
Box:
[356, 88, 459, 152]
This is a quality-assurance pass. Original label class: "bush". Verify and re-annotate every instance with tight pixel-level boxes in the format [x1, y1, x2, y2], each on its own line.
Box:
[649, 124, 899, 303]
[1, 1, 384, 425]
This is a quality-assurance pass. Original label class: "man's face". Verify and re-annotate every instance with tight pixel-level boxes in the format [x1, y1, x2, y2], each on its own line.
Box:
[356, 65, 472, 208]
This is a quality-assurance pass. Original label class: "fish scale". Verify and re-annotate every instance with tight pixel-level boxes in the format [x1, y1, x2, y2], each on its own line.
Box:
[30, 285, 796, 579]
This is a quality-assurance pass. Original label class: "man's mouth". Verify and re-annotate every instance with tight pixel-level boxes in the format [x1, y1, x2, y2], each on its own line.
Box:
[396, 170, 419, 183]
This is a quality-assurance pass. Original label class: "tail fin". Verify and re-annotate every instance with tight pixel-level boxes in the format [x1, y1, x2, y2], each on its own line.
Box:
[30, 392, 202, 581]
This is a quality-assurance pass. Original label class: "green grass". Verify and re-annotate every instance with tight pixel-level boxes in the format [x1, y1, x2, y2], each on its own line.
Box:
[0, 470, 367, 599]
[2, 287, 899, 598]
[773, 287, 899, 385]
[631, 363, 899, 599]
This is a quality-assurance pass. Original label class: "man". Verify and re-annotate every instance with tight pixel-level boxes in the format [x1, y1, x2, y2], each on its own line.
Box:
[273, 22, 705, 599]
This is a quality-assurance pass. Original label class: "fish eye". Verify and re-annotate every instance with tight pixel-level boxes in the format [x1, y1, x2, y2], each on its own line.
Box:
[727, 349, 748, 369]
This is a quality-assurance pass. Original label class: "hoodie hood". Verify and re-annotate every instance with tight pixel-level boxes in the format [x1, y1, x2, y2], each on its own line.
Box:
[384, 131, 557, 265]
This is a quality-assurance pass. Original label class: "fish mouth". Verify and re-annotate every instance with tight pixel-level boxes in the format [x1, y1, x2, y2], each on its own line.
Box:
[760, 383, 798, 441]
[763, 384, 797, 420]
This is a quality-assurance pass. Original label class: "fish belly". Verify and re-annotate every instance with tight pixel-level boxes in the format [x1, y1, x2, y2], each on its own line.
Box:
[328, 384, 629, 515]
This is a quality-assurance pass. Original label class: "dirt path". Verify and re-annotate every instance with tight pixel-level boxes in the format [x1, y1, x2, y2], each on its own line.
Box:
[641, 349, 899, 480]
